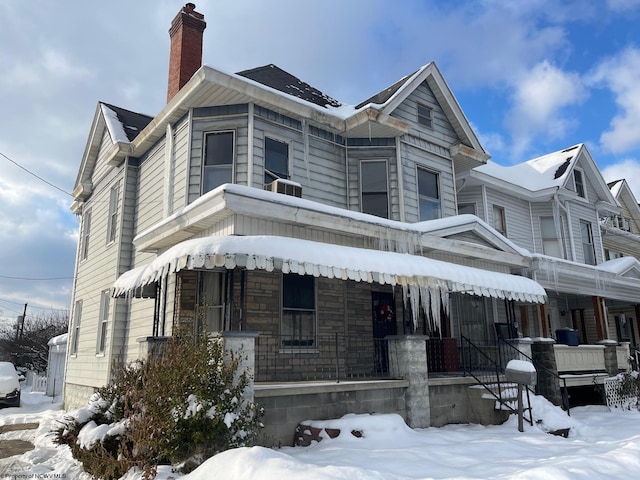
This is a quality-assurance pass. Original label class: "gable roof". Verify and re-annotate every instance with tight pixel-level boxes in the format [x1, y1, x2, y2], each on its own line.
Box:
[465, 144, 619, 210]
[101, 103, 153, 142]
[605, 178, 640, 233]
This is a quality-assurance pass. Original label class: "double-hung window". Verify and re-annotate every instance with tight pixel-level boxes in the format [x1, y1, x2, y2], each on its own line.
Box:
[457, 203, 476, 215]
[360, 160, 389, 218]
[96, 291, 109, 354]
[281, 274, 316, 347]
[540, 216, 563, 258]
[203, 131, 234, 193]
[580, 220, 596, 265]
[71, 300, 82, 356]
[417, 103, 433, 128]
[573, 169, 585, 198]
[493, 205, 507, 236]
[80, 209, 91, 260]
[106, 186, 119, 244]
[199, 271, 226, 333]
[264, 137, 289, 185]
[417, 167, 441, 221]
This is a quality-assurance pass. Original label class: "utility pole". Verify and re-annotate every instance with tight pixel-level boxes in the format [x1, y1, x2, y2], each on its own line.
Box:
[16, 303, 27, 340]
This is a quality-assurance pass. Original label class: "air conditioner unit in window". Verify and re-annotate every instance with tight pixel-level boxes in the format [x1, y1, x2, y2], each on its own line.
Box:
[265, 178, 302, 198]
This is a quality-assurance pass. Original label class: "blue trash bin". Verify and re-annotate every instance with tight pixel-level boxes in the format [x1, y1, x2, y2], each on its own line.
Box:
[556, 328, 579, 346]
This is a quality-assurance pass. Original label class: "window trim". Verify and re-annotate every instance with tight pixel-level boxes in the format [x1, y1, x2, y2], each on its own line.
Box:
[197, 270, 227, 334]
[106, 185, 119, 245]
[416, 166, 441, 221]
[96, 291, 109, 355]
[280, 273, 317, 351]
[417, 103, 433, 129]
[359, 159, 390, 219]
[70, 300, 82, 356]
[202, 130, 236, 194]
[492, 205, 507, 236]
[573, 168, 586, 199]
[80, 209, 91, 261]
[539, 216, 564, 258]
[264, 135, 291, 186]
[457, 202, 476, 215]
[580, 220, 596, 265]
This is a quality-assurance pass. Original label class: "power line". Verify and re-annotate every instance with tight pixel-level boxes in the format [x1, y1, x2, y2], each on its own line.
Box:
[0, 150, 73, 197]
[0, 297, 69, 311]
[0, 275, 74, 281]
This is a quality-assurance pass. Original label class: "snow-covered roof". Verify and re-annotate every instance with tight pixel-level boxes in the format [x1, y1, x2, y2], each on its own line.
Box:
[113, 235, 547, 305]
[595, 256, 640, 275]
[608, 179, 624, 198]
[47, 333, 68, 346]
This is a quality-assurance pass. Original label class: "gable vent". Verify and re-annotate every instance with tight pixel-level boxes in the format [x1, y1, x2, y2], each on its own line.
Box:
[265, 179, 302, 198]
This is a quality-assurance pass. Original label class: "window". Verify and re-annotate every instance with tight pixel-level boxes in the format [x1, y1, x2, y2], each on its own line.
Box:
[417, 103, 432, 128]
[492, 205, 507, 236]
[360, 160, 389, 218]
[203, 131, 234, 193]
[80, 209, 91, 260]
[573, 169, 585, 198]
[264, 137, 289, 185]
[97, 291, 109, 354]
[199, 271, 226, 332]
[106, 185, 119, 244]
[457, 203, 476, 215]
[540, 216, 563, 258]
[70, 300, 82, 356]
[580, 220, 596, 265]
[282, 274, 316, 347]
[417, 168, 441, 221]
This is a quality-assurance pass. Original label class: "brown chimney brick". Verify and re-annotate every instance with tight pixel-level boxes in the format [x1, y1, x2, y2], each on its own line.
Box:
[167, 3, 206, 103]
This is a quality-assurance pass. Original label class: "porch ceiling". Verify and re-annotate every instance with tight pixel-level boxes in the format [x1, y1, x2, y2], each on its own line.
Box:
[113, 235, 547, 304]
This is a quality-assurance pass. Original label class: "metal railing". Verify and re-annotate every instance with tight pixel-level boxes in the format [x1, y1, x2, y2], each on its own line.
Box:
[255, 334, 393, 383]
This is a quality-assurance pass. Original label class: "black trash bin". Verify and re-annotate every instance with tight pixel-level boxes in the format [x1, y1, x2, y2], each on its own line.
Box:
[555, 328, 579, 346]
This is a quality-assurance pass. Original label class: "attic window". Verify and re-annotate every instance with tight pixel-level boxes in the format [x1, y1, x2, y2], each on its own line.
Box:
[573, 169, 585, 198]
[417, 104, 432, 128]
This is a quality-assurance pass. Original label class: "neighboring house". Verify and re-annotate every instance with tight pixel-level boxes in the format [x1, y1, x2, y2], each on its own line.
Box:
[457, 144, 638, 385]
[66, 4, 548, 441]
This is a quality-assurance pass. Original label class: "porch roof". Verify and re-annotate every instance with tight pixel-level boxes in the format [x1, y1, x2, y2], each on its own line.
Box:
[113, 235, 547, 303]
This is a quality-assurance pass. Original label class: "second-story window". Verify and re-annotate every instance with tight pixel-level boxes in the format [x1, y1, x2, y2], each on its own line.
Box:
[493, 205, 507, 236]
[573, 169, 585, 198]
[360, 160, 389, 218]
[417, 167, 441, 221]
[458, 203, 476, 215]
[580, 220, 596, 265]
[80, 209, 91, 260]
[203, 131, 234, 194]
[540, 216, 563, 258]
[264, 137, 289, 185]
[106, 185, 119, 244]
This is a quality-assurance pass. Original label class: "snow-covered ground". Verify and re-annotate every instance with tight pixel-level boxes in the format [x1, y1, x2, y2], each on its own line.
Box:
[1, 390, 639, 479]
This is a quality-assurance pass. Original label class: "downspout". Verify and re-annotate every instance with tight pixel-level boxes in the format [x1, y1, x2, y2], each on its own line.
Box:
[247, 103, 254, 187]
[554, 190, 576, 261]
[163, 123, 175, 217]
[481, 184, 489, 222]
[529, 201, 536, 252]
[395, 136, 405, 221]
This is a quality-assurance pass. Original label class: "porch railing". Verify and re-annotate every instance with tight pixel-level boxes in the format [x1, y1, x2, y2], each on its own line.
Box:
[255, 334, 393, 383]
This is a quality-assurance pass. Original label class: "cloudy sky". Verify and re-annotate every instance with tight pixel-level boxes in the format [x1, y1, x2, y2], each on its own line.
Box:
[1, 0, 640, 325]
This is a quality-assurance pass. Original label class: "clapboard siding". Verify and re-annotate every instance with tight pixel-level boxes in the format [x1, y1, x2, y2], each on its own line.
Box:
[172, 115, 191, 212]
[401, 139, 456, 222]
[347, 146, 398, 219]
[304, 135, 347, 208]
[136, 140, 167, 236]
[529, 203, 555, 256]
[391, 81, 459, 146]
[569, 200, 604, 265]
[484, 189, 534, 252]
[92, 128, 114, 182]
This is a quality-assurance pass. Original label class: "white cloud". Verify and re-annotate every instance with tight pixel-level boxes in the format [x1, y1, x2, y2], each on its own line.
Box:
[607, 0, 640, 12]
[506, 61, 586, 154]
[589, 47, 640, 154]
[602, 158, 640, 201]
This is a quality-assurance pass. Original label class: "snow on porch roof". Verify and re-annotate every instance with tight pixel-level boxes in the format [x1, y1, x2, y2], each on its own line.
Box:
[113, 236, 546, 303]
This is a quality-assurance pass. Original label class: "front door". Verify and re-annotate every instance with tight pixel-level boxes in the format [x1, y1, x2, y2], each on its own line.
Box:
[372, 292, 397, 373]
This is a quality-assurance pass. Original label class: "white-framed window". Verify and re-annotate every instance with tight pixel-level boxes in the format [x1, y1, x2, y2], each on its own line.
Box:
[198, 271, 226, 333]
[96, 291, 109, 354]
[457, 203, 476, 215]
[417, 103, 433, 128]
[580, 220, 596, 265]
[492, 205, 507, 236]
[264, 137, 290, 185]
[106, 185, 119, 244]
[360, 160, 389, 218]
[70, 300, 82, 356]
[540, 216, 563, 258]
[80, 209, 91, 261]
[417, 167, 441, 221]
[203, 131, 234, 194]
[281, 274, 316, 348]
[573, 169, 586, 198]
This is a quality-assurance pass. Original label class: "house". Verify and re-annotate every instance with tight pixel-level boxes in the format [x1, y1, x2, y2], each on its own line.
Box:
[457, 143, 638, 397]
[65, 4, 554, 444]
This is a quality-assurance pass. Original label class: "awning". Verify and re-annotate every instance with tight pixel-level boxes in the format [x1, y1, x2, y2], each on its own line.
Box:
[113, 235, 546, 304]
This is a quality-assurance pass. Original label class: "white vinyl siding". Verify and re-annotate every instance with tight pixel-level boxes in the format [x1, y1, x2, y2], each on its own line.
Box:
[540, 216, 563, 258]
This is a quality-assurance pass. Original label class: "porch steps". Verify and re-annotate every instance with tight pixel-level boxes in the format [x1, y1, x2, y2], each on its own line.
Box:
[467, 381, 533, 425]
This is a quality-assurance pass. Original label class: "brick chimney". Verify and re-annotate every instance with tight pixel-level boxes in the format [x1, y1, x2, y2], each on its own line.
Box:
[167, 3, 206, 103]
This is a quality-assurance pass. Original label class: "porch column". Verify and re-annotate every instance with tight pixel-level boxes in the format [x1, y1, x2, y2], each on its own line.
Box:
[223, 331, 259, 404]
[519, 306, 530, 337]
[538, 303, 550, 338]
[387, 335, 430, 428]
[598, 339, 619, 376]
[531, 338, 562, 406]
[592, 296, 607, 341]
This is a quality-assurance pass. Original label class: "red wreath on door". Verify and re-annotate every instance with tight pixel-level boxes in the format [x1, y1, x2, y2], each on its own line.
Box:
[379, 303, 394, 322]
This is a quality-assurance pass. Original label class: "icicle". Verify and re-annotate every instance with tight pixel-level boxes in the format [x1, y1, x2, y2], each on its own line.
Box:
[429, 286, 441, 336]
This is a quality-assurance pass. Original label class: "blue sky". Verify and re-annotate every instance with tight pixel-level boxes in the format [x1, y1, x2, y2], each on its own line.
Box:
[1, 0, 640, 325]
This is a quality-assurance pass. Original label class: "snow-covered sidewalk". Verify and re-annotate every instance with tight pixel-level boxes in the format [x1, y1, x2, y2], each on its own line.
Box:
[1, 391, 640, 479]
